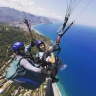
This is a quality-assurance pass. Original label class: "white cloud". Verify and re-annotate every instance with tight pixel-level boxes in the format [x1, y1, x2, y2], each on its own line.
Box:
[51, 13, 63, 20]
[0, 0, 63, 20]
[37, 8, 63, 20]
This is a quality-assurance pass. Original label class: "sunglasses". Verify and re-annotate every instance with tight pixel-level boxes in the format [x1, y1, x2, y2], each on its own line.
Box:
[19, 46, 25, 50]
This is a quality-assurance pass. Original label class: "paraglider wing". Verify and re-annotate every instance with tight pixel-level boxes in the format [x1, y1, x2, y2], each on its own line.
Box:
[62, 0, 81, 31]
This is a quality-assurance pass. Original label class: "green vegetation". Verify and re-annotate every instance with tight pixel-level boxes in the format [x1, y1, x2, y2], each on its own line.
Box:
[0, 24, 50, 65]
[0, 23, 50, 96]
[0, 24, 29, 64]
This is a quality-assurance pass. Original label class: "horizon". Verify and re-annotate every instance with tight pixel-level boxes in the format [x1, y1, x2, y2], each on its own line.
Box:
[0, 0, 96, 27]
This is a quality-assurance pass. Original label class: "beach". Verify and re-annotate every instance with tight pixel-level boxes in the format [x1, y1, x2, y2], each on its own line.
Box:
[33, 28, 44, 36]
[52, 83, 61, 96]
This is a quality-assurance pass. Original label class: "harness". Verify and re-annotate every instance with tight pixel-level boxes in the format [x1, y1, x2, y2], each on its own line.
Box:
[6, 57, 26, 80]
[6, 56, 46, 86]
[36, 52, 51, 67]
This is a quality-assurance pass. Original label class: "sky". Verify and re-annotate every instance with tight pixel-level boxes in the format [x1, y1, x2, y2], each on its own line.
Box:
[0, 0, 96, 27]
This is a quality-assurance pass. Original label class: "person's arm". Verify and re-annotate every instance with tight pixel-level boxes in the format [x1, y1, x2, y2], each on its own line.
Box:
[25, 40, 36, 53]
[48, 53, 55, 64]
[20, 58, 41, 73]
[47, 46, 55, 64]
[37, 51, 55, 64]
[25, 44, 31, 53]
[20, 59, 49, 75]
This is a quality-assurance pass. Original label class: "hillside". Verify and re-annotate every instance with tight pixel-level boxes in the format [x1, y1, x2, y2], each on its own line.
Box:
[0, 7, 52, 25]
[0, 7, 52, 95]
[0, 23, 51, 96]
[0, 23, 51, 65]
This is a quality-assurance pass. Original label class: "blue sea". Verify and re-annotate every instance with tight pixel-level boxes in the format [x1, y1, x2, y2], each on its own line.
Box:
[34, 23, 96, 96]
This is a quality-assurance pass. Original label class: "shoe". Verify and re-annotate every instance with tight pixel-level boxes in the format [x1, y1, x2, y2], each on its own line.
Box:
[52, 77, 59, 83]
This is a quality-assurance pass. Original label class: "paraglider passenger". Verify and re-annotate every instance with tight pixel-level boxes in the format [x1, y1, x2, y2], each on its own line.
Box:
[35, 40, 58, 82]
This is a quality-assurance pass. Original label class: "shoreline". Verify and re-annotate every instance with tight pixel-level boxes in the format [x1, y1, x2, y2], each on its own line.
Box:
[32, 23, 46, 37]
[52, 83, 62, 96]
[33, 28, 55, 44]
[32, 23, 47, 27]
[33, 24, 55, 44]
[32, 22, 53, 28]
[33, 23, 63, 96]
[33, 28, 44, 36]
[55, 83, 62, 96]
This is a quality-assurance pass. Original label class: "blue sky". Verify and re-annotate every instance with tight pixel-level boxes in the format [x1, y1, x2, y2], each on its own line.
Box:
[34, 0, 96, 27]
[0, 0, 96, 27]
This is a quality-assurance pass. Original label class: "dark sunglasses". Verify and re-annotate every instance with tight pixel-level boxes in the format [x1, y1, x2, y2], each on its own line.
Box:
[19, 46, 25, 50]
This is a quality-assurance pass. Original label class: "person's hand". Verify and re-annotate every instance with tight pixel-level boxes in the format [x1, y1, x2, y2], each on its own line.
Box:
[47, 65, 53, 71]
[42, 51, 50, 61]
[41, 68, 48, 75]
[49, 46, 53, 50]
[31, 40, 36, 47]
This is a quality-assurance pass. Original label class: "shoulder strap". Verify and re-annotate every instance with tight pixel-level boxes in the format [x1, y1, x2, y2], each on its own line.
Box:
[17, 57, 25, 66]
[37, 52, 39, 57]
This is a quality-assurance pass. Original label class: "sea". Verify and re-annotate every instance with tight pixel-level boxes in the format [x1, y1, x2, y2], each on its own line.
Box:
[34, 23, 96, 96]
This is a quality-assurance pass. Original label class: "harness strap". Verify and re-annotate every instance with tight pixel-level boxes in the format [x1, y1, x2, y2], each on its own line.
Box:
[9, 58, 25, 80]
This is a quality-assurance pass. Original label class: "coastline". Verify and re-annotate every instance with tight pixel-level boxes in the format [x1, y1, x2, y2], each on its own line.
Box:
[56, 80, 68, 96]
[32, 24, 55, 44]
[33, 23, 63, 96]
[33, 28, 44, 36]
[32, 23, 47, 37]
[55, 83, 62, 96]
[52, 83, 62, 96]
[32, 23, 47, 27]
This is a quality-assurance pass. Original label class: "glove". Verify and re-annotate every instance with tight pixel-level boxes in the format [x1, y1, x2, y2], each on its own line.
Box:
[42, 50, 51, 61]
[45, 50, 51, 55]
[31, 40, 36, 47]
[47, 65, 53, 71]
[41, 68, 49, 75]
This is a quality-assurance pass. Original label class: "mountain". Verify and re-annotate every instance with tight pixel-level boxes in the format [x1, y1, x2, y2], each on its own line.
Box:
[0, 7, 52, 25]
[47, 17, 62, 23]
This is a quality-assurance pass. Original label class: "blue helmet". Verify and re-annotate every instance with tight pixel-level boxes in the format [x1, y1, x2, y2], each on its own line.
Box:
[12, 42, 24, 52]
[36, 40, 44, 47]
